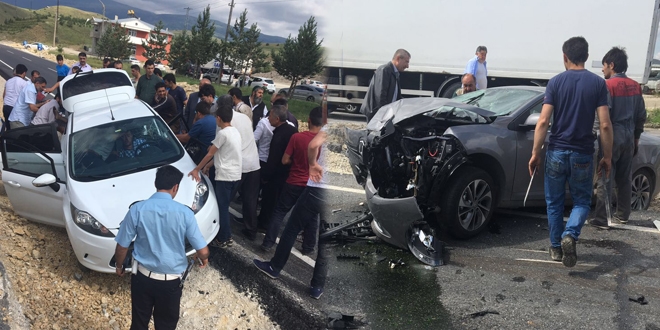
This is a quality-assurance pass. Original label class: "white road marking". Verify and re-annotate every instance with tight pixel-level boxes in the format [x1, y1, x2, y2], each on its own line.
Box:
[229, 207, 316, 268]
[5, 50, 13, 54]
[515, 258, 599, 267]
[21, 57, 31, 62]
[655, 220, 660, 231]
[326, 184, 364, 194]
[0, 59, 13, 70]
[512, 248, 547, 253]
[48, 68, 56, 73]
[609, 223, 660, 233]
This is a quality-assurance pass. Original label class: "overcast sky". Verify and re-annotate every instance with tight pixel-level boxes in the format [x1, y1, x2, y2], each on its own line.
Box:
[113, 0, 328, 38]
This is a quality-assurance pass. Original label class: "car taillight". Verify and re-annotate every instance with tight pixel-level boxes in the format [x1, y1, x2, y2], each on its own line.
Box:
[263, 83, 268, 86]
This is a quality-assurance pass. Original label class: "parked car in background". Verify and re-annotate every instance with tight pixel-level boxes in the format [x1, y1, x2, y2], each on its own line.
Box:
[0, 69, 220, 273]
[129, 56, 141, 66]
[249, 77, 276, 94]
[203, 67, 233, 84]
[25, 42, 48, 51]
[346, 86, 660, 265]
[279, 84, 325, 104]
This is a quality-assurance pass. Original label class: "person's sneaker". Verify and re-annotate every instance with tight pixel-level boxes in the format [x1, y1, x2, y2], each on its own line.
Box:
[549, 246, 563, 262]
[253, 259, 279, 279]
[588, 219, 610, 230]
[612, 216, 628, 224]
[561, 235, 577, 268]
[309, 287, 323, 300]
[210, 238, 234, 248]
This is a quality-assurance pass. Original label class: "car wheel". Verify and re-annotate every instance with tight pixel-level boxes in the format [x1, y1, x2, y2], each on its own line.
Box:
[440, 166, 496, 239]
[441, 82, 463, 98]
[306, 96, 315, 102]
[345, 104, 361, 114]
[631, 169, 653, 210]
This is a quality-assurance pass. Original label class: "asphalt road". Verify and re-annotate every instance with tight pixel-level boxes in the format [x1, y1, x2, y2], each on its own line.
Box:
[0, 43, 58, 84]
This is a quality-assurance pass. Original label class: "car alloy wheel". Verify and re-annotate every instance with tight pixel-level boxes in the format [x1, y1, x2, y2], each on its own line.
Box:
[440, 166, 496, 239]
[345, 104, 361, 114]
[631, 169, 652, 210]
[306, 96, 315, 102]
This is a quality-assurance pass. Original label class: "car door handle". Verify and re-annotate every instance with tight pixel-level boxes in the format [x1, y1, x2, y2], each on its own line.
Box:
[6, 181, 20, 188]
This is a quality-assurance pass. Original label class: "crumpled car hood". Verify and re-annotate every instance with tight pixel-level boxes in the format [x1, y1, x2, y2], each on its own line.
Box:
[366, 97, 496, 131]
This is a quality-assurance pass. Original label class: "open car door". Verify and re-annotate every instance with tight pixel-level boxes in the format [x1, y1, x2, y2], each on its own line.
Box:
[1, 123, 66, 226]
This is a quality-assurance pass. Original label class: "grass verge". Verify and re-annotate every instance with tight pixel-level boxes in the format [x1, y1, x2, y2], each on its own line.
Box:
[647, 108, 660, 127]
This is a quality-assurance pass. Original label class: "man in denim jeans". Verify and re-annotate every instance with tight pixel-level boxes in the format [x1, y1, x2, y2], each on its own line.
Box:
[528, 36, 613, 268]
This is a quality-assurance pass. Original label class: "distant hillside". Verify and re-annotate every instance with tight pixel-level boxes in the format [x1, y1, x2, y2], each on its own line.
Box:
[36, 0, 287, 44]
[0, 2, 102, 49]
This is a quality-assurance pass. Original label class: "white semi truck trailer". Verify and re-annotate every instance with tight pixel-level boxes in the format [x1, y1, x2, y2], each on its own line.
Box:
[322, 0, 660, 113]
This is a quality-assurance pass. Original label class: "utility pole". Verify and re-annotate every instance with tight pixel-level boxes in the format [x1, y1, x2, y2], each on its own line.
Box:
[220, 0, 235, 81]
[98, 0, 106, 18]
[184, 7, 191, 33]
[52, 0, 59, 46]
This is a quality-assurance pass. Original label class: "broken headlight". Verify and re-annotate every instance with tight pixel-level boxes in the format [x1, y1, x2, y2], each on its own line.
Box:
[70, 204, 114, 237]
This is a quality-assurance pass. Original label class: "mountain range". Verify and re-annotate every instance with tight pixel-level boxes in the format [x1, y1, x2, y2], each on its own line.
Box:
[31, 0, 287, 44]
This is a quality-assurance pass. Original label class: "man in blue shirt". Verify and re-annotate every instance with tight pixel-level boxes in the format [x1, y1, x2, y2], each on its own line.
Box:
[464, 46, 488, 90]
[114, 165, 209, 330]
[176, 102, 216, 152]
[528, 36, 613, 268]
[55, 54, 69, 81]
[164, 73, 187, 115]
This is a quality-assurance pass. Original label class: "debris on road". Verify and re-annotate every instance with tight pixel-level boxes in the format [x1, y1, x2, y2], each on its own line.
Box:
[336, 254, 360, 260]
[332, 208, 342, 213]
[389, 258, 405, 269]
[469, 310, 500, 318]
[629, 295, 649, 305]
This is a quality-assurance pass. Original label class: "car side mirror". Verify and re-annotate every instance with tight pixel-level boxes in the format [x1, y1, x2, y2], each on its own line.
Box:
[519, 113, 540, 131]
[32, 173, 60, 192]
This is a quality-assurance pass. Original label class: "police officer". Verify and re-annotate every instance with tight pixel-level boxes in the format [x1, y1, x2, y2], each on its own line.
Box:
[114, 165, 210, 330]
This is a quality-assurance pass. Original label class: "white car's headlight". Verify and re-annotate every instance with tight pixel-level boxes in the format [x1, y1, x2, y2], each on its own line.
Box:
[191, 181, 209, 214]
[70, 204, 114, 237]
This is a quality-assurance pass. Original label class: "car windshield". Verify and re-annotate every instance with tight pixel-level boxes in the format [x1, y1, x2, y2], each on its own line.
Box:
[314, 87, 324, 93]
[453, 88, 542, 116]
[70, 116, 184, 181]
[265, 79, 274, 84]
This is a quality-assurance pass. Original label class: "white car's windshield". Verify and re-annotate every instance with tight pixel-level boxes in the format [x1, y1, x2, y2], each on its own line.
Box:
[70, 116, 184, 181]
[453, 88, 542, 116]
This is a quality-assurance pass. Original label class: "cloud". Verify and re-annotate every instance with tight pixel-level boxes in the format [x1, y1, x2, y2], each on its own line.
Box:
[113, 0, 327, 38]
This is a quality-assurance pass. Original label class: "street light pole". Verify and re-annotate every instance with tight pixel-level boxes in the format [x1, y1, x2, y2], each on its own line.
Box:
[220, 0, 235, 84]
[52, 0, 59, 46]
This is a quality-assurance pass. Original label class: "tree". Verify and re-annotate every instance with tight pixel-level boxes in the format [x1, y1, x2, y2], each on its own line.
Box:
[96, 22, 131, 60]
[272, 17, 324, 97]
[141, 20, 169, 63]
[189, 6, 219, 78]
[224, 10, 266, 84]
[167, 33, 192, 73]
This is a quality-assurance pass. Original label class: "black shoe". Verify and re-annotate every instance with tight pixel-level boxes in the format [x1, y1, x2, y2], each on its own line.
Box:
[561, 235, 577, 267]
[300, 248, 314, 256]
[549, 246, 562, 262]
[253, 259, 279, 279]
[241, 229, 256, 241]
[232, 215, 244, 224]
[257, 226, 268, 234]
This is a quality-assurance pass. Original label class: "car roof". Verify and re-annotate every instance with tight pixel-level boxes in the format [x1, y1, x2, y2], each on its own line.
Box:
[70, 99, 155, 133]
[60, 69, 136, 114]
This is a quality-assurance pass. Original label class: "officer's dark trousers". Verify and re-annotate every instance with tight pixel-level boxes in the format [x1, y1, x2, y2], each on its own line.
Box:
[130, 272, 182, 330]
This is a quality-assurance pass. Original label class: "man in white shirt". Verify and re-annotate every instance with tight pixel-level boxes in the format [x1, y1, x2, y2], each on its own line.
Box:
[230, 111, 262, 241]
[31, 93, 63, 126]
[3, 64, 28, 124]
[464, 46, 488, 90]
[67, 52, 93, 75]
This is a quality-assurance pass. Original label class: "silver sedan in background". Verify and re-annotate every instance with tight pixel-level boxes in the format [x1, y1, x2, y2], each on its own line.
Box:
[279, 84, 325, 104]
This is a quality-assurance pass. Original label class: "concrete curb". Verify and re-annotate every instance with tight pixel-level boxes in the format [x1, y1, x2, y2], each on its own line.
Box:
[208, 242, 326, 330]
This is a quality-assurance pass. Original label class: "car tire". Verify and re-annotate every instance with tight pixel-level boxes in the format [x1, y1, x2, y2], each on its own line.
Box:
[306, 96, 315, 102]
[441, 82, 463, 98]
[345, 104, 361, 114]
[631, 168, 654, 210]
[440, 166, 496, 239]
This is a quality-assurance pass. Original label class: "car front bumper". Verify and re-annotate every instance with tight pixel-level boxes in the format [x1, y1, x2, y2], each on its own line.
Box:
[364, 175, 424, 249]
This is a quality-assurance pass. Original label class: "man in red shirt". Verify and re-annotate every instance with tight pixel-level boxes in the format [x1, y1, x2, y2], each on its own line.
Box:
[260, 107, 323, 252]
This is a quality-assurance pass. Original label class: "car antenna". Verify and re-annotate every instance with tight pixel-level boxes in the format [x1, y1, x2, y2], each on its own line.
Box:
[103, 89, 115, 121]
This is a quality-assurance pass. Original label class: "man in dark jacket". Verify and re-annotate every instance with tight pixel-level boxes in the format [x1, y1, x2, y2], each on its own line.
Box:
[153, 82, 180, 133]
[183, 78, 211, 129]
[361, 49, 410, 121]
[242, 86, 267, 130]
[258, 105, 298, 229]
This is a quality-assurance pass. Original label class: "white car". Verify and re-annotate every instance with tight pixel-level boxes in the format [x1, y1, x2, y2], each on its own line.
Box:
[129, 56, 141, 66]
[249, 77, 276, 94]
[308, 80, 326, 89]
[0, 69, 219, 273]
[25, 42, 49, 51]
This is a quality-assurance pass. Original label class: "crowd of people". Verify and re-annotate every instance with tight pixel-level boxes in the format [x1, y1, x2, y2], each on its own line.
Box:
[1, 51, 330, 329]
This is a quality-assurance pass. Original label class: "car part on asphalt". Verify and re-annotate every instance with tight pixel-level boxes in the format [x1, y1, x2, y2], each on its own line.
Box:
[407, 221, 445, 266]
[321, 212, 374, 240]
[389, 258, 405, 269]
[336, 254, 360, 260]
[628, 295, 649, 305]
[469, 310, 500, 318]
